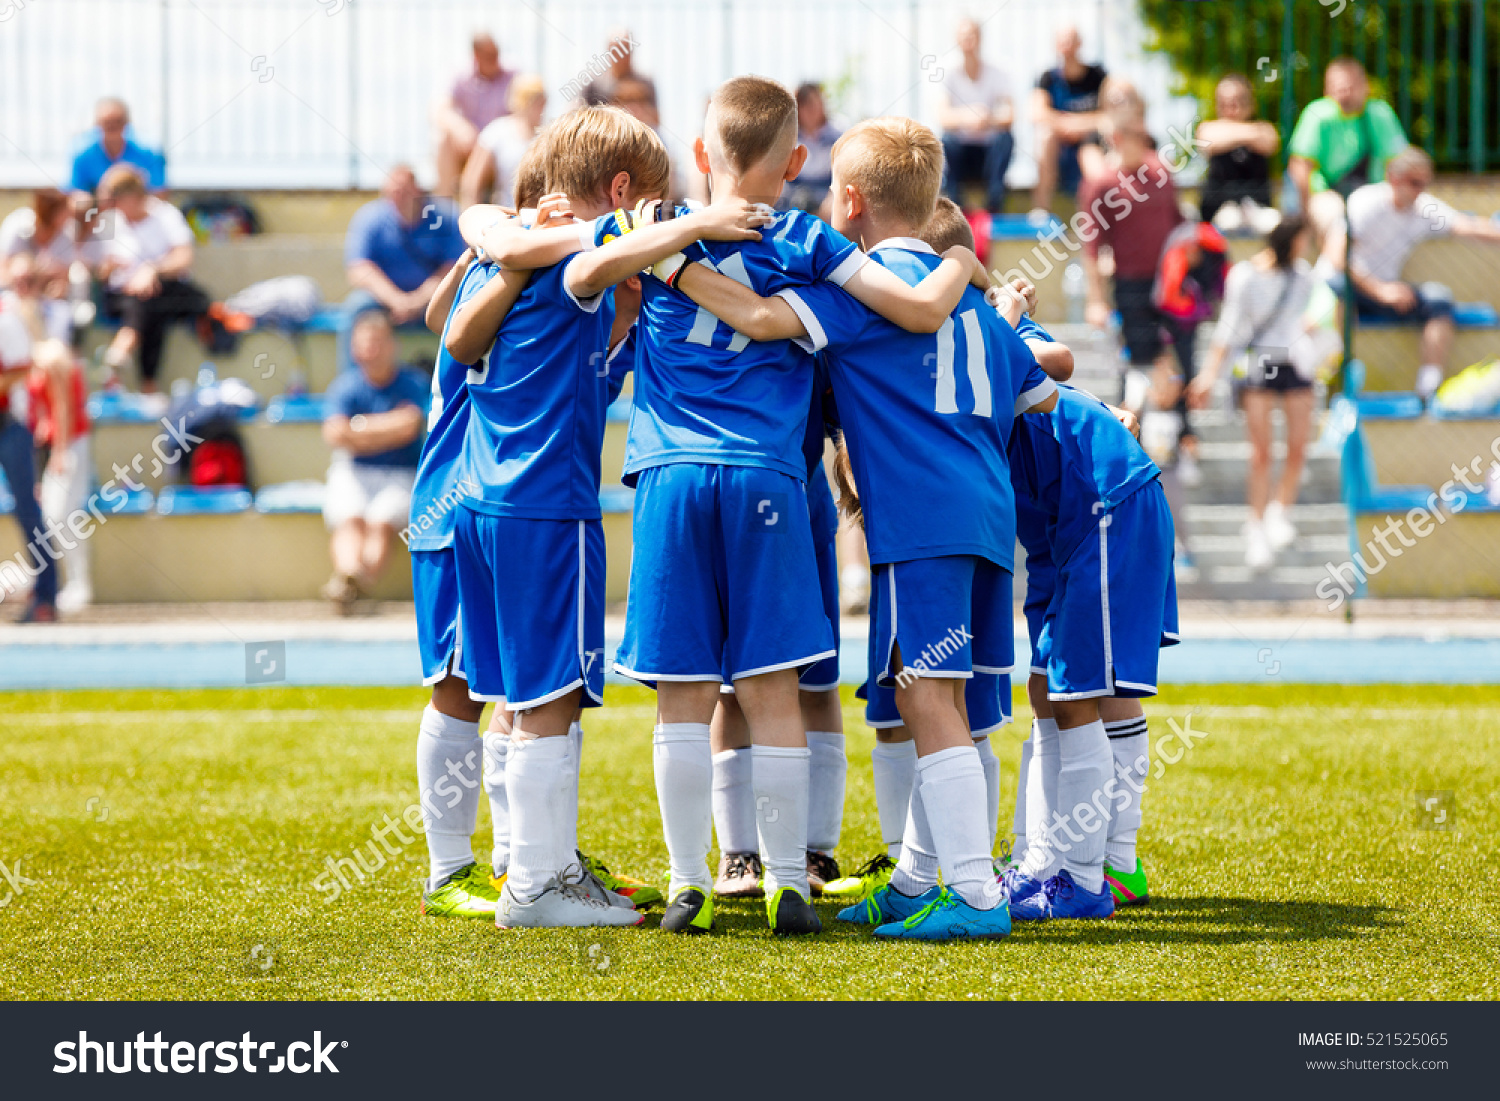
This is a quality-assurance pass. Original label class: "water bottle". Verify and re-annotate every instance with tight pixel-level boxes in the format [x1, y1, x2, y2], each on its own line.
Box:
[1063, 261, 1086, 325]
[196, 362, 218, 389]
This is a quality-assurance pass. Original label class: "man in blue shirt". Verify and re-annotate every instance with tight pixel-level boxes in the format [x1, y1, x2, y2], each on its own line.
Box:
[320, 310, 429, 611]
[68, 98, 166, 196]
[340, 166, 466, 371]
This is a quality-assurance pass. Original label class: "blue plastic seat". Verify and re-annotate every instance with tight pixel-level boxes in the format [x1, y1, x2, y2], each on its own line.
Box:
[254, 480, 327, 514]
[155, 485, 253, 516]
[1356, 484, 1436, 513]
[1355, 392, 1424, 419]
[87, 390, 167, 424]
[264, 393, 327, 424]
[984, 212, 1065, 240]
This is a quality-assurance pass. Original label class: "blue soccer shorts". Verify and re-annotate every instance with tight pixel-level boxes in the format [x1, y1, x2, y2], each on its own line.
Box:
[1036, 479, 1180, 700]
[412, 546, 465, 686]
[799, 473, 841, 692]
[858, 672, 1010, 735]
[615, 462, 834, 684]
[453, 507, 606, 710]
[871, 554, 1014, 687]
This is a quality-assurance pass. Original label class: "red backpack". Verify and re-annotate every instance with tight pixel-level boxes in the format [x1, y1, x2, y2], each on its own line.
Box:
[188, 437, 247, 487]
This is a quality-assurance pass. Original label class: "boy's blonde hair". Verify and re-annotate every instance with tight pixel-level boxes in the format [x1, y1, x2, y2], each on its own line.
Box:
[920, 196, 974, 254]
[831, 117, 944, 228]
[513, 129, 551, 209]
[707, 76, 798, 175]
[543, 106, 671, 205]
[98, 163, 147, 199]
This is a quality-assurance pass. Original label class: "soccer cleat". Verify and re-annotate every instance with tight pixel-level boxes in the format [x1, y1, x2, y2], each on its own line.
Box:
[1023, 869, 1116, 921]
[421, 862, 500, 918]
[806, 850, 840, 896]
[714, 851, 763, 898]
[494, 874, 646, 929]
[1001, 867, 1048, 921]
[660, 885, 714, 934]
[767, 886, 823, 935]
[1103, 857, 1150, 906]
[873, 886, 1011, 941]
[837, 882, 940, 926]
[580, 851, 662, 909]
[822, 853, 896, 900]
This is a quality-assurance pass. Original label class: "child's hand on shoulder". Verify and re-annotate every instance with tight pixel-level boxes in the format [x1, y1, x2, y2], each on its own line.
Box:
[534, 193, 576, 228]
[695, 197, 773, 241]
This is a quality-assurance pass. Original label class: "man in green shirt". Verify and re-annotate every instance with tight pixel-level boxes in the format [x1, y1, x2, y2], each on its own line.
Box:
[1288, 57, 1408, 268]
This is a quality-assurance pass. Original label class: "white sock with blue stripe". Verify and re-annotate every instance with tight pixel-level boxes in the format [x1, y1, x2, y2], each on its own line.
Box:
[417, 706, 483, 888]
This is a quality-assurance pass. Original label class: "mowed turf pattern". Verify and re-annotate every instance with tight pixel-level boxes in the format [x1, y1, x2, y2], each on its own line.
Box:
[1, 684, 1495, 1000]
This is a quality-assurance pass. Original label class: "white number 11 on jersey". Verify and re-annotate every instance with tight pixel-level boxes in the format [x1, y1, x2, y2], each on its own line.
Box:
[932, 309, 992, 417]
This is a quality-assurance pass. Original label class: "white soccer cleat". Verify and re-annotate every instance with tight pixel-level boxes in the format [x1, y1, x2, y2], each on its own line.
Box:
[495, 873, 645, 929]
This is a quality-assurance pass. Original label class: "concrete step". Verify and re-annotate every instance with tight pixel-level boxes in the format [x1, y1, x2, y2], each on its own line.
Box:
[1184, 533, 1348, 569]
[1180, 502, 1349, 536]
[192, 234, 348, 303]
[1177, 563, 1339, 603]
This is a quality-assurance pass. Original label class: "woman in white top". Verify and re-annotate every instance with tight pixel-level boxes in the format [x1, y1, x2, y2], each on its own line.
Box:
[459, 75, 546, 210]
[1188, 214, 1321, 570]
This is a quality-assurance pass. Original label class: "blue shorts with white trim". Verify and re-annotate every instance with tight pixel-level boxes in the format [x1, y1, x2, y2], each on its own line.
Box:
[857, 672, 1011, 734]
[1037, 479, 1179, 700]
[614, 462, 834, 684]
[870, 554, 1014, 687]
[453, 508, 605, 709]
[412, 546, 464, 686]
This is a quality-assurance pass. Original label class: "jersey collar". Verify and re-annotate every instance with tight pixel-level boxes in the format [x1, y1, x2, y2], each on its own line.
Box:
[869, 236, 937, 255]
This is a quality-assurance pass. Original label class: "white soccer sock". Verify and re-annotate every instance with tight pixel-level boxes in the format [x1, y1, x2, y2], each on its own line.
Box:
[1056, 719, 1111, 894]
[752, 744, 811, 900]
[1021, 717, 1061, 879]
[973, 734, 1000, 854]
[653, 723, 714, 894]
[1416, 364, 1444, 400]
[504, 734, 571, 901]
[871, 739, 917, 859]
[482, 729, 512, 876]
[890, 768, 939, 897]
[1011, 724, 1035, 865]
[806, 729, 847, 854]
[565, 721, 584, 859]
[1105, 716, 1150, 871]
[917, 745, 1003, 910]
[711, 747, 757, 854]
[417, 706, 483, 888]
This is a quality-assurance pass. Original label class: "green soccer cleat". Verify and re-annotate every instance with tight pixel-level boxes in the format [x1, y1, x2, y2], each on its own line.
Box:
[580, 851, 663, 909]
[421, 862, 501, 918]
[821, 853, 896, 900]
[1103, 857, 1150, 906]
[660, 885, 714, 934]
[767, 886, 823, 935]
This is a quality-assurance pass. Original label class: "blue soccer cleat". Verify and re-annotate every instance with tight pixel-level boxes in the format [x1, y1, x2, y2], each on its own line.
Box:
[872, 886, 1011, 941]
[1002, 868, 1049, 920]
[837, 882, 940, 926]
[1027, 869, 1116, 921]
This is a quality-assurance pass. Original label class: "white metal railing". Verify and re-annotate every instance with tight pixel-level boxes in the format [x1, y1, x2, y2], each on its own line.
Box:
[0, 0, 1198, 191]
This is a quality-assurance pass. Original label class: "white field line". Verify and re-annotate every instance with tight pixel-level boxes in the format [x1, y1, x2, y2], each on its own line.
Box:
[0, 704, 1490, 726]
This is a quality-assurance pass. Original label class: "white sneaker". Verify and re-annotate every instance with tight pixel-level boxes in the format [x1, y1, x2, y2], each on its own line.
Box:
[56, 583, 93, 614]
[1244, 520, 1273, 571]
[1416, 365, 1444, 402]
[1244, 199, 1282, 235]
[1176, 449, 1203, 488]
[1263, 501, 1297, 551]
[1212, 202, 1244, 233]
[495, 873, 644, 929]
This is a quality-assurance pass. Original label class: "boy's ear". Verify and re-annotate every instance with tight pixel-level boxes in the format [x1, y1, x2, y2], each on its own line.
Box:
[843, 181, 864, 221]
[607, 171, 633, 209]
[783, 143, 809, 183]
[693, 136, 712, 176]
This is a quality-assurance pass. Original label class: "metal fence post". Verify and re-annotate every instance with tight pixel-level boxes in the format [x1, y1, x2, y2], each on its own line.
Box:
[1470, 0, 1485, 174]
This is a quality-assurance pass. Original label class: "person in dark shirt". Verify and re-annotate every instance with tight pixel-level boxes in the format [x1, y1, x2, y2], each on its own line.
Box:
[320, 309, 429, 610]
[1030, 24, 1107, 217]
[1196, 74, 1280, 230]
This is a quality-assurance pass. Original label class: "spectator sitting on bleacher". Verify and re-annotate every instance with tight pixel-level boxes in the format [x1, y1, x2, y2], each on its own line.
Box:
[1288, 57, 1407, 271]
[95, 165, 209, 394]
[320, 309, 428, 612]
[0, 189, 89, 289]
[1345, 147, 1500, 402]
[781, 83, 840, 216]
[69, 97, 166, 197]
[581, 29, 657, 114]
[341, 165, 465, 373]
[1030, 23, 1107, 221]
[431, 33, 514, 200]
[459, 75, 546, 210]
[1196, 73, 1280, 233]
[938, 18, 1014, 216]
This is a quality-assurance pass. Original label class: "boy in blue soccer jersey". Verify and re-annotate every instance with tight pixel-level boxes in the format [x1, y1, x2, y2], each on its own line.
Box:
[450, 106, 769, 930]
[994, 305, 1177, 921]
[671, 117, 1059, 941]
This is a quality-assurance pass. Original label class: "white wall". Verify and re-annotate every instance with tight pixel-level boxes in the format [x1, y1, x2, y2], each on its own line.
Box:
[0, 0, 1199, 190]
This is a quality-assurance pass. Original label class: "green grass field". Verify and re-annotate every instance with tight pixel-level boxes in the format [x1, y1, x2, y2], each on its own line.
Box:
[1, 684, 1495, 1000]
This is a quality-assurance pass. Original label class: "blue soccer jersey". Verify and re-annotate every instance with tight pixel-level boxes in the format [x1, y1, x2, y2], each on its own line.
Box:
[407, 259, 497, 552]
[780, 237, 1056, 570]
[458, 254, 615, 520]
[1006, 384, 1161, 562]
[622, 207, 867, 484]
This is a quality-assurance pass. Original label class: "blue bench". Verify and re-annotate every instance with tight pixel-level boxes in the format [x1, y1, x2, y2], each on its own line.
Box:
[155, 485, 253, 516]
[254, 481, 327, 514]
[264, 393, 327, 424]
[1355, 392, 1424, 419]
[1358, 301, 1499, 329]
